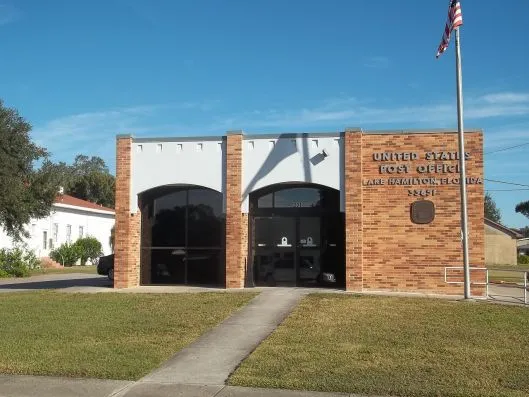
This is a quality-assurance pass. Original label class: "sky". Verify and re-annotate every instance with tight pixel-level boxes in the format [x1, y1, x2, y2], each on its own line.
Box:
[0, 0, 528, 227]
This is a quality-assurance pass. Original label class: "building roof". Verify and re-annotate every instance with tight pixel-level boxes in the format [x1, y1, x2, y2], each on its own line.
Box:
[485, 218, 523, 239]
[54, 194, 115, 213]
[517, 237, 529, 249]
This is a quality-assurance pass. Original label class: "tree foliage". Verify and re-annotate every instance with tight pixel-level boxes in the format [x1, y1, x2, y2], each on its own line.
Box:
[484, 193, 502, 223]
[74, 237, 102, 265]
[516, 226, 529, 238]
[515, 200, 529, 219]
[49, 243, 81, 267]
[41, 155, 115, 208]
[0, 100, 61, 240]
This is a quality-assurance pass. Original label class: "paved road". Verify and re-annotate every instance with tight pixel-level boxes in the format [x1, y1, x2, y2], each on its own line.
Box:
[487, 284, 528, 305]
[0, 273, 111, 292]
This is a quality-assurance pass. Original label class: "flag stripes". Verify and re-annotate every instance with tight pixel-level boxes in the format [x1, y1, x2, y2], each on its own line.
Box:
[436, 0, 463, 58]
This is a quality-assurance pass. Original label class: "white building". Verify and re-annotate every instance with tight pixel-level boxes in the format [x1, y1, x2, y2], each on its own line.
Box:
[0, 194, 115, 258]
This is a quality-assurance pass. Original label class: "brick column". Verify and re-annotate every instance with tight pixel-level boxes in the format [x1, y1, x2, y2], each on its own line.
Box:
[114, 135, 140, 288]
[225, 132, 245, 288]
[344, 129, 363, 291]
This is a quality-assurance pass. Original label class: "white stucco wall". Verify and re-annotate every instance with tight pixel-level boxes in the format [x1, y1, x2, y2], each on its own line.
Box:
[131, 138, 225, 211]
[0, 205, 115, 259]
[242, 134, 344, 212]
[128, 134, 344, 213]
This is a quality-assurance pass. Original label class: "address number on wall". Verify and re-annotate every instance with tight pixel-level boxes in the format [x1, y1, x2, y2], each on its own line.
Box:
[408, 189, 437, 197]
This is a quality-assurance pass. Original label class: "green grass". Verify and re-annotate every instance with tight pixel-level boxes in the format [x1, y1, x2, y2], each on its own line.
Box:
[29, 266, 98, 276]
[487, 264, 529, 284]
[229, 294, 529, 397]
[0, 291, 255, 380]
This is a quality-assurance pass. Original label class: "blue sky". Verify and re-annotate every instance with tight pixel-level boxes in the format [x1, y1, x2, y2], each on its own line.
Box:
[1, 0, 528, 227]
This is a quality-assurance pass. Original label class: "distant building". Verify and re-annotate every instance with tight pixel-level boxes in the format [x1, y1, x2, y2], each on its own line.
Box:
[517, 238, 529, 256]
[0, 194, 115, 259]
[485, 218, 522, 266]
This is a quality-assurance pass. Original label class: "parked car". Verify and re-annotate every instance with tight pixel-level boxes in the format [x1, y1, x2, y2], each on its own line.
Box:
[97, 254, 114, 281]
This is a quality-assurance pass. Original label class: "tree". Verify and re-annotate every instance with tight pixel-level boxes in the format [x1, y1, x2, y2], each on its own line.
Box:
[41, 154, 115, 208]
[515, 200, 529, 219]
[485, 192, 502, 223]
[109, 224, 115, 252]
[74, 237, 103, 265]
[516, 226, 529, 238]
[0, 100, 60, 240]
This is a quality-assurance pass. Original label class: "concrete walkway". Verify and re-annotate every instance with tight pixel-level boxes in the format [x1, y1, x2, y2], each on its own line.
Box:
[0, 375, 367, 397]
[139, 288, 306, 386]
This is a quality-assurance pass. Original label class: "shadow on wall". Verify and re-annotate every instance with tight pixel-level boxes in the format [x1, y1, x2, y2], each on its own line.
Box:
[243, 133, 327, 203]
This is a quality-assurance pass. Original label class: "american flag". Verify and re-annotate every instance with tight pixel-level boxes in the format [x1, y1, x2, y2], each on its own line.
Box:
[436, 0, 463, 58]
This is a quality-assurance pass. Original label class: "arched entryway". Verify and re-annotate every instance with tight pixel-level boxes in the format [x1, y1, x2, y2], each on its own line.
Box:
[139, 185, 224, 286]
[248, 183, 344, 288]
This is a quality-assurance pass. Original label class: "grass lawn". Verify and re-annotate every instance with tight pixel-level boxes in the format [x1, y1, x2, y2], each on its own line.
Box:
[229, 294, 529, 397]
[0, 291, 255, 380]
[29, 266, 98, 276]
[487, 264, 529, 284]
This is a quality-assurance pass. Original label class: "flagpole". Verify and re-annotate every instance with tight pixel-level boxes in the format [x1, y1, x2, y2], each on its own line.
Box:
[454, 27, 471, 299]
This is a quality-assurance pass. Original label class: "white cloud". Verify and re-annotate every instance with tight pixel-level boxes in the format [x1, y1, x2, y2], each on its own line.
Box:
[218, 91, 529, 131]
[0, 4, 20, 26]
[480, 92, 529, 104]
[363, 56, 390, 69]
[33, 91, 529, 171]
[32, 101, 219, 167]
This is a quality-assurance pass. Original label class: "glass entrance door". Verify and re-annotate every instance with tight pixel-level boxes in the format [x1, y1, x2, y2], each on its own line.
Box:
[254, 217, 297, 286]
[253, 216, 324, 286]
[298, 217, 321, 286]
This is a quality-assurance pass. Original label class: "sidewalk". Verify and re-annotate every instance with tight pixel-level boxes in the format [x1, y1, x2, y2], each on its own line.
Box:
[0, 375, 371, 397]
[139, 288, 306, 385]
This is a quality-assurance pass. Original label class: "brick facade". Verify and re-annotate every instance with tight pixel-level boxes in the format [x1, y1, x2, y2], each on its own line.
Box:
[352, 131, 485, 296]
[115, 129, 485, 297]
[225, 133, 246, 288]
[344, 130, 363, 291]
[114, 136, 141, 288]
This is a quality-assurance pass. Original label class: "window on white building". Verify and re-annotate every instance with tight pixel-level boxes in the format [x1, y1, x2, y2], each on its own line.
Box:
[53, 223, 59, 242]
[43, 231, 48, 249]
[79, 226, 84, 238]
[66, 225, 72, 243]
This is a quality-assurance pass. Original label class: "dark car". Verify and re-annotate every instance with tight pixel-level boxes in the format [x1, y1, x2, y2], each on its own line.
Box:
[97, 254, 114, 281]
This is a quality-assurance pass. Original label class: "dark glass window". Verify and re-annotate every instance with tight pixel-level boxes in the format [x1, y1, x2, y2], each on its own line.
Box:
[140, 186, 224, 286]
[152, 190, 186, 247]
[274, 188, 321, 208]
[252, 185, 339, 210]
[257, 193, 273, 208]
[188, 188, 223, 247]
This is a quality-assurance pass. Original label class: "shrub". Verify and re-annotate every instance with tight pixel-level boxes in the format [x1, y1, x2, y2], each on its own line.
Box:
[21, 247, 40, 270]
[74, 237, 103, 266]
[518, 254, 529, 265]
[0, 247, 35, 278]
[50, 243, 81, 267]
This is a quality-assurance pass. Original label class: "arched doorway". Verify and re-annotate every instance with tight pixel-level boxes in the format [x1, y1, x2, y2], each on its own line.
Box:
[248, 183, 344, 287]
[139, 185, 224, 286]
